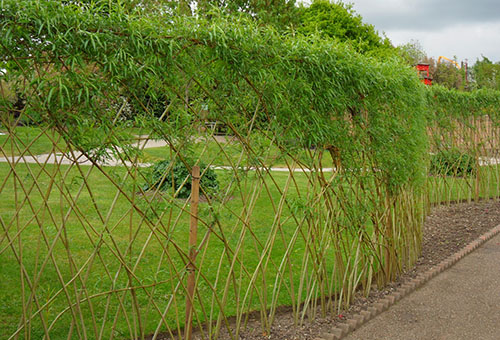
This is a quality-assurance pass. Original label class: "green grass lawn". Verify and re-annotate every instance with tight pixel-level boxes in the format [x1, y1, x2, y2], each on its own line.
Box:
[1, 132, 500, 339]
[0, 126, 69, 157]
[140, 137, 335, 169]
[0, 125, 332, 170]
[0, 161, 320, 339]
[0, 126, 149, 158]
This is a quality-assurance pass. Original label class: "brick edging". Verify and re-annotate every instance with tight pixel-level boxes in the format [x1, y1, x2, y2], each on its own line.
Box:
[317, 224, 500, 340]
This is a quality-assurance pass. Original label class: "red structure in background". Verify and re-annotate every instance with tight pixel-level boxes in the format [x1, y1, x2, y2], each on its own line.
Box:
[416, 63, 432, 85]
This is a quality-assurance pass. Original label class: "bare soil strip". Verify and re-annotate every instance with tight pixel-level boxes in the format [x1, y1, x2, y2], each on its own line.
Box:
[209, 199, 500, 340]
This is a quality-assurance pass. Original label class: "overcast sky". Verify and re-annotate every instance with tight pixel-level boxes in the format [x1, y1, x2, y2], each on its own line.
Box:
[300, 0, 500, 64]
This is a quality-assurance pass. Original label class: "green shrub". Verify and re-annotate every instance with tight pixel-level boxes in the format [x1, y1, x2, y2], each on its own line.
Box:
[143, 159, 218, 198]
[430, 148, 476, 177]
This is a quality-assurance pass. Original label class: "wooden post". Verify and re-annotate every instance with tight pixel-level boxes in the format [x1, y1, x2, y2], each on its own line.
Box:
[474, 117, 480, 202]
[185, 166, 200, 340]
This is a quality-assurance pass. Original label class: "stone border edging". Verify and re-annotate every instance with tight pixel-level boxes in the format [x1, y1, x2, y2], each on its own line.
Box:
[317, 224, 500, 340]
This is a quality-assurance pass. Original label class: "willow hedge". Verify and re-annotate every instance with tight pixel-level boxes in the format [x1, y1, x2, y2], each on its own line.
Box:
[1, 1, 500, 340]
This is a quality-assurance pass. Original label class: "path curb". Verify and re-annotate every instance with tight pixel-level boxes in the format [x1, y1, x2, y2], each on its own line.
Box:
[319, 224, 500, 340]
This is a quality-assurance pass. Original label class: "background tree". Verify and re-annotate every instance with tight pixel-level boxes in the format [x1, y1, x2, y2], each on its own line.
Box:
[197, 0, 300, 30]
[142, 0, 301, 30]
[405, 55, 465, 90]
[297, 0, 392, 53]
[433, 58, 464, 90]
[397, 40, 426, 65]
[472, 56, 500, 90]
[62, 0, 299, 26]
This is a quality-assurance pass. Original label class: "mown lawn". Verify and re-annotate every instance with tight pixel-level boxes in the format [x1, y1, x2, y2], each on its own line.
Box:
[139, 136, 335, 169]
[0, 126, 147, 157]
[0, 126, 68, 157]
[1, 130, 500, 339]
[0, 160, 317, 339]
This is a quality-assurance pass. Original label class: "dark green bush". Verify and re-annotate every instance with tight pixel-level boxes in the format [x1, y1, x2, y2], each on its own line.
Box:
[430, 148, 476, 177]
[143, 159, 218, 198]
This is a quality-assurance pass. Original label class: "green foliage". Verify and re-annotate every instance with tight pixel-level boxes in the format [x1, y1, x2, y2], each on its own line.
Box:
[199, 0, 301, 31]
[396, 40, 426, 65]
[143, 159, 219, 198]
[0, 0, 428, 194]
[3, 2, 500, 339]
[297, 0, 391, 53]
[433, 60, 464, 90]
[472, 56, 500, 91]
[399, 53, 467, 90]
[430, 148, 476, 177]
[139, 0, 301, 31]
[426, 85, 500, 119]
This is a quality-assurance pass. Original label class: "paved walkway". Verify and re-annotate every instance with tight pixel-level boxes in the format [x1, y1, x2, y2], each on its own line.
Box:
[0, 137, 335, 172]
[343, 232, 500, 340]
[0, 138, 168, 167]
[1, 134, 499, 172]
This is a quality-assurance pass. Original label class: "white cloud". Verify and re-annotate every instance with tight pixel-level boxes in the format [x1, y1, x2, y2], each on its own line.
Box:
[351, 0, 500, 29]
[349, 0, 500, 62]
[297, 0, 500, 62]
[385, 21, 500, 62]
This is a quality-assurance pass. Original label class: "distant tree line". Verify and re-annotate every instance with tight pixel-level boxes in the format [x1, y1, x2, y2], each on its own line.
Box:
[397, 40, 500, 91]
